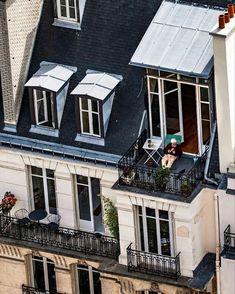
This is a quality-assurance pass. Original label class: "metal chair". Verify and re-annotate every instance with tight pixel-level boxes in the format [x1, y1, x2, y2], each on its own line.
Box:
[46, 214, 61, 231]
[15, 208, 31, 226]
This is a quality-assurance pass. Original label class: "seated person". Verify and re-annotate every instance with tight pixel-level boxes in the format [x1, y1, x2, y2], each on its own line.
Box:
[162, 138, 182, 169]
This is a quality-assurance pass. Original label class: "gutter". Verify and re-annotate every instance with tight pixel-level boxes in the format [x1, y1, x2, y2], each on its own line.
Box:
[214, 192, 221, 294]
[204, 122, 218, 186]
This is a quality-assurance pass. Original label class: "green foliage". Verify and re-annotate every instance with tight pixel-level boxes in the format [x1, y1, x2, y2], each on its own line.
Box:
[102, 196, 119, 239]
[155, 168, 170, 190]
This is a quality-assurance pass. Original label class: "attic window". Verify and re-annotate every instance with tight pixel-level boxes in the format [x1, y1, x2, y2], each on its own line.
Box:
[56, 0, 79, 22]
[25, 61, 77, 136]
[71, 70, 122, 145]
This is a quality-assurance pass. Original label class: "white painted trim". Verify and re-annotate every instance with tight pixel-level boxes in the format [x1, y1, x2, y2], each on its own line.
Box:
[53, 18, 81, 30]
[30, 125, 59, 137]
[75, 133, 105, 146]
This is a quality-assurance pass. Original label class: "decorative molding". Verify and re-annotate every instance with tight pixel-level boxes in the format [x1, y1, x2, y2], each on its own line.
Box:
[0, 244, 23, 259]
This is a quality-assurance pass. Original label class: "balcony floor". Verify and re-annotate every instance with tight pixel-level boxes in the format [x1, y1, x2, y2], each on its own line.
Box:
[137, 152, 194, 174]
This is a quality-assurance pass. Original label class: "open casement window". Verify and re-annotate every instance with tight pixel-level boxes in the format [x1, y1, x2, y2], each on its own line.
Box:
[33, 89, 55, 127]
[75, 175, 104, 233]
[77, 265, 102, 294]
[31, 256, 57, 292]
[80, 97, 101, 137]
[31, 166, 57, 215]
[56, 0, 79, 22]
[136, 206, 174, 256]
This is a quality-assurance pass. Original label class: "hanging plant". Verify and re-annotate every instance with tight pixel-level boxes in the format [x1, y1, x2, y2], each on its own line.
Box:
[1, 192, 17, 214]
[102, 196, 119, 239]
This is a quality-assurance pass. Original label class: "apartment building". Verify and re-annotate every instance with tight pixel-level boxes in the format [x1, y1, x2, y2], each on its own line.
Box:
[0, 0, 233, 293]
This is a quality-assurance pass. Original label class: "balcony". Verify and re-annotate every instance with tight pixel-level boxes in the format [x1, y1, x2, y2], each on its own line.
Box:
[22, 285, 64, 294]
[224, 225, 235, 256]
[0, 215, 120, 260]
[127, 243, 181, 279]
[118, 130, 207, 197]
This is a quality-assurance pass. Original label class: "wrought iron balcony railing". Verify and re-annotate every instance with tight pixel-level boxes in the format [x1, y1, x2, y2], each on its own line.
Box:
[22, 285, 64, 294]
[118, 130, 207, 197]
[127, 243, 181, 279]
[224, 225, 235, 255]
[0, 215, 120, 260]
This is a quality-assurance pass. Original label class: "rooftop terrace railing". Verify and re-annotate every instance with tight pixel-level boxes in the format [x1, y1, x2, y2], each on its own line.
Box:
[118, 130, 208, 197]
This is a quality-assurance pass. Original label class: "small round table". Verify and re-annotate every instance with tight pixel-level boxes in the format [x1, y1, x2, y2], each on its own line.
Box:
[29, 209, 48, 223]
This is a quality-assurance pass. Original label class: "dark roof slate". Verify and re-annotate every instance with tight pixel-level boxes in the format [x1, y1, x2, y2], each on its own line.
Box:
[0, 0, 228, 159]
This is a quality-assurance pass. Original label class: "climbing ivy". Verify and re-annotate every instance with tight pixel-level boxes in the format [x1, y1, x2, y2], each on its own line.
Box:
[102, 196, 119, 239]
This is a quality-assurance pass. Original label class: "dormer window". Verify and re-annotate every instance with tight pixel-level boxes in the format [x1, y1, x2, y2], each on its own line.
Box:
[33, 90, 55, 127]
[53, 0, 86, 30]
[57, 0, 78, 22]
[71, 70, 122, 145]
[80, 98, 100, 136]
[25, 61, 77, 137]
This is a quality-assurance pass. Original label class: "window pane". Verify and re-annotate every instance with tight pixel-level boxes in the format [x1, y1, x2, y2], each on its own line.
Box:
[69, 0, 75, 6]
[47, 262, 57, 291]
[201, 103, 210, 120]
[202, 120, 210, 144]
[32, 166, 43, 176]
[77, 175, 88, 185]
[77, 184, 91, 221]
[60, 0, 66, 4]
[60, 5, 67, 17]
[139, 215, 145, 251]
[147, 217, 158, 253]
[200, 87, 209, 102]
[47, 179, 57, 214]
[92, 113, 100, 135]
[46, 169, 54, 178]
[160, 220, 171, 256]
[37, 99, 46, 123]
[150, 94, 161, 137]
[146, 207, 155, 217]
[78, 268, 91, 294]
[35, 90, 43, 99]
[149, 77, 158, 93]
[93, 271, 102, 294]
[32, 176, 45, 210]
[33, 259, 45, 291]
[82, 112, 90, 133]
[92, 100, 98, 112]
[69, 7, 76, 19]
[81, 98, 88, 110]
[159, 210, 168, 220]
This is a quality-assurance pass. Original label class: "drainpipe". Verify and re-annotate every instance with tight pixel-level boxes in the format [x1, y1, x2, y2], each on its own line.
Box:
[204, 122, 218, 185]
[214, 192, 221, 294]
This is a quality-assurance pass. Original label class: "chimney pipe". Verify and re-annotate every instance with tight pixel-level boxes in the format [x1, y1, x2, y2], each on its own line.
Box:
[219, 15, 225, 29]
[228, 4, 234, 18]
[225, 12, 230, 23]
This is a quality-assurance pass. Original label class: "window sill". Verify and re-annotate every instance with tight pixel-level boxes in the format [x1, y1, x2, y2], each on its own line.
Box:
[52, 19, 81, 31]
[30, 125, 59, 137]
[75, 134, 105, 146]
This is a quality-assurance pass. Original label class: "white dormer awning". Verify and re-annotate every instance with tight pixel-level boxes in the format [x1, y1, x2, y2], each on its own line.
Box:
[71, 70, 123, 101]
[130, 1, 224, 78]
[25, 61, 77, 92]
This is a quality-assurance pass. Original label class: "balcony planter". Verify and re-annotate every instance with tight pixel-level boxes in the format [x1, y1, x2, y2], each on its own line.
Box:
[121, 166, 136, 185]
[155, 168, 170, 191]
[180, 179, 190, 196]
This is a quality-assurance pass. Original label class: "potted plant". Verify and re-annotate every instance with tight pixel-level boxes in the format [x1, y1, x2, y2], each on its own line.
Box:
[0, 192, 17, 215]
[180, 179, 190, 196]
[122, 166, 136, 185]
[155, 168, 170, 191]
[102, 196, 119, 239]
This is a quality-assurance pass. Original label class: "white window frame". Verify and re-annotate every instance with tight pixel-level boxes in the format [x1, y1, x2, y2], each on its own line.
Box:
[33, 89, 48, 125]
[79, 97, 101, 137]
[147, 74, 211, 155]
[77, 265, 101, 294]
[57, 0, 78, 22]
[30, 167, 57, 215]
[136, 205, 174, 257]
[31, 256, 56, 292]
[33, 89, 55, 128]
